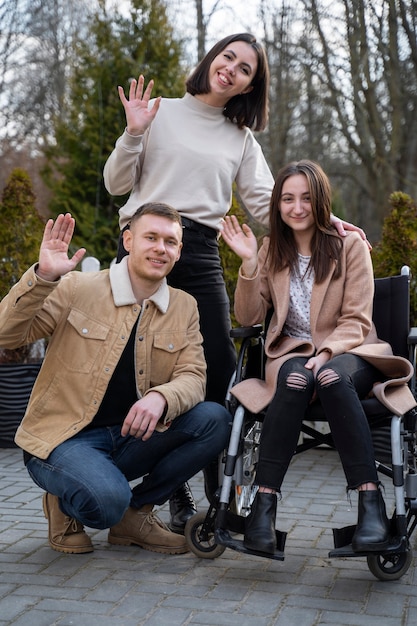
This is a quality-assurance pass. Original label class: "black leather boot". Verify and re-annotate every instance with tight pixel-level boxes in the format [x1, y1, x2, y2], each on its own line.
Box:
[168, 482, 197, 534]
[244, 491, 277, 554]
[351, 489, 390, 552]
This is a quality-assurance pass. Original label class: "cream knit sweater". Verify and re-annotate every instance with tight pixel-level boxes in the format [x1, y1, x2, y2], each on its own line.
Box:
[104, 93, 273, 231]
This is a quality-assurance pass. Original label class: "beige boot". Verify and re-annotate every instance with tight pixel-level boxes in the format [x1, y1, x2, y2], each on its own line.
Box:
[42, 493, 94, 554]
[108, 505, 189, 554]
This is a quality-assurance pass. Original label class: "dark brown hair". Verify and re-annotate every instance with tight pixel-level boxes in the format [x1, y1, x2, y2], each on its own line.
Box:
[186, 33, 269, 131]
[267, 160, 343, 283]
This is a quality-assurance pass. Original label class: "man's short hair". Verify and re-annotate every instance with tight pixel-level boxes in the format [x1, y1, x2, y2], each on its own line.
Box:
[130, 203, 182, 228]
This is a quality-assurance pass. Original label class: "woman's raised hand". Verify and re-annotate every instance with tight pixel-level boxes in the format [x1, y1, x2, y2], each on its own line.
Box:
[220, 215, 259, 278]
[118, 75, 161, 136]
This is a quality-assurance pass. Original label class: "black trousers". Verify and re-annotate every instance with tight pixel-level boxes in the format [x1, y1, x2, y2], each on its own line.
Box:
[256, 353, 382, 491]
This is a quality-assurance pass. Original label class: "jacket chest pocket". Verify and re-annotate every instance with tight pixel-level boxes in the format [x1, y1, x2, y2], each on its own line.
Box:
[149, 331, 189, 385]
[57, 309, 111, 374]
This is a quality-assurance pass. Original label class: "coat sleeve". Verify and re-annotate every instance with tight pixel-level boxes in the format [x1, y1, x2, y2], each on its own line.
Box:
[233, 238, 274, 327]
[0, 264, 63, 348]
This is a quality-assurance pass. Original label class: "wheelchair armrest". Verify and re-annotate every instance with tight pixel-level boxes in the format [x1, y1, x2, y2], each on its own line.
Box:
[408, 327, 417, 345]
[230, 324, 263, 339]
[407, 327, 417, 398]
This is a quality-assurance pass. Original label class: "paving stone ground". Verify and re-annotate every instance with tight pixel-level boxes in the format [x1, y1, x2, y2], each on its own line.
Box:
[1, 445, 416, 626]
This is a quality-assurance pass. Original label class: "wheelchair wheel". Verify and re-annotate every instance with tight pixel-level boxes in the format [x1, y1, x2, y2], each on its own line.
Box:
[366, 549, 413, 581]
[184, 511, 226, 559]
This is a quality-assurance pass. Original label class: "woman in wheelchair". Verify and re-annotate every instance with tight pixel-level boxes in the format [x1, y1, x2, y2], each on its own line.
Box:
[221, 159, 416, 556]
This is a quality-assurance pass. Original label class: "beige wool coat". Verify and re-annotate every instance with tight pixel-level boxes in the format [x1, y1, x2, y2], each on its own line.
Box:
[231, 232, 416, 417]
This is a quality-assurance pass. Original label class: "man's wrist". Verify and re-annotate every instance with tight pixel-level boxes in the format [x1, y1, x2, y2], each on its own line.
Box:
[35, 265, 59, 282]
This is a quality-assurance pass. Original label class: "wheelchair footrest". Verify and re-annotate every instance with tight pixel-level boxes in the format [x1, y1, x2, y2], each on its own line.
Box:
[215, 527, 286, 561]
[329, 524, 409, 558]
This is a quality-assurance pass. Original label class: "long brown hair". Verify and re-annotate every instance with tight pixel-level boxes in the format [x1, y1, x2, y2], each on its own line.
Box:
[267, 160, 343, 283]
[186, 33, 269, 131]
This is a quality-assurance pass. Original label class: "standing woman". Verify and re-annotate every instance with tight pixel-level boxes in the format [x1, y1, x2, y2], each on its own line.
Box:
[104, 33, 272, 409]
[221, 160, 416, 555]
[104, 34, 365, 531]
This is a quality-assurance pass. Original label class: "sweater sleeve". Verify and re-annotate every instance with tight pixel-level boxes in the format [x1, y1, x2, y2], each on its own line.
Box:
[234, 131, 274, 228]
[103, 129, 146, 196]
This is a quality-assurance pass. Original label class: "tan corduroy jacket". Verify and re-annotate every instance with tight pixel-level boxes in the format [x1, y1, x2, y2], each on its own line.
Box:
[0, 257, 206, 459]
[231, 232, 416, 417]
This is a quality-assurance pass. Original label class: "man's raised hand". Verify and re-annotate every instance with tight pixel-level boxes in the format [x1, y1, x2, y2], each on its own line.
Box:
[36, 213, 86, 282]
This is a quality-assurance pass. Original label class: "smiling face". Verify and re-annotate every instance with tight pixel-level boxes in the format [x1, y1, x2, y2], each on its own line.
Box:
[202, 40, 258, 107]
[123, 214, 183, 290]
[279, 174, 316, 241]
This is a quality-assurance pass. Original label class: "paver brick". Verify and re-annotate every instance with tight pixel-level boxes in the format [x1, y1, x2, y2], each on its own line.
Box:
[1, 447, 416, 625]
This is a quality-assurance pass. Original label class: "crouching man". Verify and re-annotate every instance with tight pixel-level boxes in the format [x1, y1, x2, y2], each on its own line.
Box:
[0, 204, 230, 554]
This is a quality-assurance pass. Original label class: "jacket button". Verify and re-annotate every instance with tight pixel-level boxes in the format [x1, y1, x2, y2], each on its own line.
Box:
[139, 369, 144, 375]
[168, 343, 174, 350]
[138, 336, 144, 341]
[82, 328, 88, 334]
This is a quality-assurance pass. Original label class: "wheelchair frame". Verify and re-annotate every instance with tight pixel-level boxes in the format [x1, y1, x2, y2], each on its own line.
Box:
[185, 267, 417, 581]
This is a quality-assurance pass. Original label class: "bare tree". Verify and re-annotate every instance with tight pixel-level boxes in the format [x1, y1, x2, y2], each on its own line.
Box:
[0, 1, 32, 139]
[193, 0, 225, 61]
[17, 0, 91, 146]
[298, 0, 417, 238]
[0, 0, 94, 205]
[0, 0, 92, 151]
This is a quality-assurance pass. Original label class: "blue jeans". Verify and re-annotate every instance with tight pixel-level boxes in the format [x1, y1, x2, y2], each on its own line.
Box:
[26, 401, 231, 529]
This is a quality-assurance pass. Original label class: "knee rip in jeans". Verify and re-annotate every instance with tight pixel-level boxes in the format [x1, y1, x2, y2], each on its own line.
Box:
[286, 371, 309, 391]
[317, 368, 340, 388]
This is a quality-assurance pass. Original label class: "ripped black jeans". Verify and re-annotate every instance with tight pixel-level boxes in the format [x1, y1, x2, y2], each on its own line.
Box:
[255, 354, 382, 492]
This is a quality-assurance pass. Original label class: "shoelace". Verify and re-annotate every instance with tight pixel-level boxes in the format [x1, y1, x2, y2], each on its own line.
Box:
[64, 515, 84, 535]
[138, 510, 169, 532]
[171, 487, 194, 508]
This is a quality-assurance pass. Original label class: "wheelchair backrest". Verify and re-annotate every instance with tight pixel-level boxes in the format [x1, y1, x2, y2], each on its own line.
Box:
[372, 272, 410, 359]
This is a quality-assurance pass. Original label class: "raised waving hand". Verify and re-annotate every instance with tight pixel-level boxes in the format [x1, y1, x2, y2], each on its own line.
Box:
[118, 75, 161, 136]
[36, 213, 86, 282]
[220, 215, 259, 278]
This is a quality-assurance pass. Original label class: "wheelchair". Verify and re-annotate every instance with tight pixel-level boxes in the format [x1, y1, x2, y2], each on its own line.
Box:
[185, 266, 417, 581]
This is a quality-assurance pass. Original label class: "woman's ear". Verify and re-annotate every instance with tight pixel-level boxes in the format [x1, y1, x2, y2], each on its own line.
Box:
[241, 85, 254, 95]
